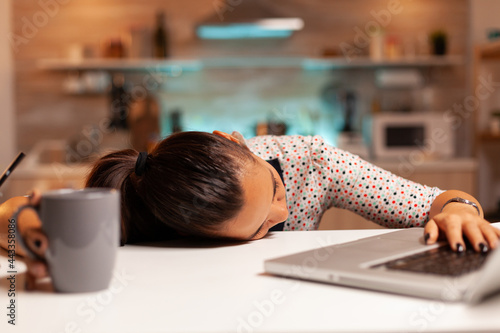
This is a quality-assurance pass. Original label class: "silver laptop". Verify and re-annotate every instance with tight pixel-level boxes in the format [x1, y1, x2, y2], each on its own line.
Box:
[264, 228, 500, 303]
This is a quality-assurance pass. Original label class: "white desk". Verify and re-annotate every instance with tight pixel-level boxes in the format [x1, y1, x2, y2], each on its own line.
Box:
[1, 228, 500, 333]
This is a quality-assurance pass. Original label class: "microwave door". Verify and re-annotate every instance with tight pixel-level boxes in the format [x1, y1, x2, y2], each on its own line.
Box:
[386, 126, 425, 148]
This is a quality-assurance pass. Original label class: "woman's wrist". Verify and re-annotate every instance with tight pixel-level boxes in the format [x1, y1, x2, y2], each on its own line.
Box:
[441, 197, 481, 216]
[430, 190, 484, 220]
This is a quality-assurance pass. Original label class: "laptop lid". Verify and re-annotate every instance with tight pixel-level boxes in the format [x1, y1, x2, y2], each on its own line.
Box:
[264, 228, 500, 303]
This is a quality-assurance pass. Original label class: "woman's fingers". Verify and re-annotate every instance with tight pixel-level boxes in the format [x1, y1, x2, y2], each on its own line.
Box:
[27, 189, 41, 206]
[24, 259, 49, 291]
[479, 223, 500, 250]
[442, 215, 466, 252]
[24, 228, 48, 259]
[20, 189, 51, 291]
[462, 221, 488, 252]
[23, 228, 49, 291]
[426, 212, 500, 252]
[424, 219, 439, 244]
[27, 259, 48, 279]
[429, 213, 465, 252]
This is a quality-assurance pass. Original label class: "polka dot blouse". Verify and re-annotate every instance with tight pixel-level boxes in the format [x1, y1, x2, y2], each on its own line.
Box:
[246, 135, 444, 231]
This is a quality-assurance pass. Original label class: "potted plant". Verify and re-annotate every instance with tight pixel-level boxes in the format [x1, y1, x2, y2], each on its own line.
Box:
[430, 30, 447, 55]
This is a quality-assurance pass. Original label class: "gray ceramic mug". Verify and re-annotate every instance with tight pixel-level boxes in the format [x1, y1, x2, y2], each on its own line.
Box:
[12, 188, 120, 293]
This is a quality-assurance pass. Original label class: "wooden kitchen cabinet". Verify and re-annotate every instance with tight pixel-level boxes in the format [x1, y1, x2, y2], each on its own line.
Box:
[473, 40, 500, 214]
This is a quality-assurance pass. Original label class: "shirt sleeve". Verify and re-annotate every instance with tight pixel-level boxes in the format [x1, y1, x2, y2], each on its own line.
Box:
[246, 135, 444, 230]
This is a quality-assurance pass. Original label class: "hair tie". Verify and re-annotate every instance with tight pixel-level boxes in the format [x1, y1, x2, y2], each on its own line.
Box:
[135, 152, 148, 176]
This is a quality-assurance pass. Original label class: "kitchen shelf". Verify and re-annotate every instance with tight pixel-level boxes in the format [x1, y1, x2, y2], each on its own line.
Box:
[302, 55, 464, 70]
[37, 55, 465, 72]
[38, 58, 204, 72]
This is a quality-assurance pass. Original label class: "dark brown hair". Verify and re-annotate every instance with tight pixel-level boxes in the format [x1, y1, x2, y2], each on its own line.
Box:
[85, 131, 254, 244]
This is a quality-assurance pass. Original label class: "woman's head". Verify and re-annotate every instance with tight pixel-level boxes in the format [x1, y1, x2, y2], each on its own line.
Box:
[85, 131, 288, 244]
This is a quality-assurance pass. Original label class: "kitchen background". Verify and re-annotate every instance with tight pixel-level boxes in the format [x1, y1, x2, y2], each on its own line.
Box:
[2, 0, 500, 228]
[13, 0, 468, 150]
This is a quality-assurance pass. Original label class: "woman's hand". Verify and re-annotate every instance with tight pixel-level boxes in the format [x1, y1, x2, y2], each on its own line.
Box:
[230, 131, 248, 148]
[20, 190, 50, 290]
[425, 190, 500, 252]
[23, 238, 50, 291]
[0, 190, 50, 289]
[212, 131, 250, 151]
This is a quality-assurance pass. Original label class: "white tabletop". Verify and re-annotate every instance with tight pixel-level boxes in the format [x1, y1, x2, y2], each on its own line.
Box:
[2, 228, 500, 333]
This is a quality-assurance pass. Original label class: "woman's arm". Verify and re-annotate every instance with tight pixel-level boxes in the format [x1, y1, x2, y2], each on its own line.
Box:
[261, 135, 499, 252]
[426, 190, 500, 252]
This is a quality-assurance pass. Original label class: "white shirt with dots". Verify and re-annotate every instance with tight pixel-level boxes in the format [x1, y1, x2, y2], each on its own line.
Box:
[247, 135, 444, 231]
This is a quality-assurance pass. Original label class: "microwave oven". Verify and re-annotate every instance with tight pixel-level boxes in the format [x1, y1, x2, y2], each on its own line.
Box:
[370, 112, 454, 159]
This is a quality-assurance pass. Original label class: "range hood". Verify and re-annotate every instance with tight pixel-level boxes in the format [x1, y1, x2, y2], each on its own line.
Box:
[196, 0, 304, 39]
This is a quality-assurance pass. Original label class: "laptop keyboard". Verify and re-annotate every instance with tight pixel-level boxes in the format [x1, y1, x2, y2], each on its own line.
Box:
[375, 245, 490, 277]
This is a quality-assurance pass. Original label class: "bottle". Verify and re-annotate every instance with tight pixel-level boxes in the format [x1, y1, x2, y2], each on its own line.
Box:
[170, 109, 182, 133]
[369, 28, 385, 61]
[153, 11, 169, 58]
[129, 95, 160, 152]
[109, 74, 129, 130]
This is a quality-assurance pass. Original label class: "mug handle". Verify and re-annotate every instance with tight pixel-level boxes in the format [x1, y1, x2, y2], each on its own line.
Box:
[11, 204, 45, 261]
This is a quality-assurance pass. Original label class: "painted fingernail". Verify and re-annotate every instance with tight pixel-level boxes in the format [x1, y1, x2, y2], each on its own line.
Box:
[424, 233, 430, 244]
[456, 243, 464, 253]
[479, 242, 489, 253]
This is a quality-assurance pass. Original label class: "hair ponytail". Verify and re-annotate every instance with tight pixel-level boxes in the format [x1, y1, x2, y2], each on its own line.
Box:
[85, 149, 179, 245]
